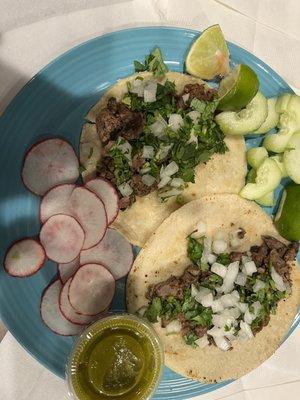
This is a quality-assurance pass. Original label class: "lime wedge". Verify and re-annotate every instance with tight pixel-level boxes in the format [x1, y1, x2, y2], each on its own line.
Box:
[186, 25, 229, 80]
[217, 64, 259, 111]
[275, 182, 300, 241]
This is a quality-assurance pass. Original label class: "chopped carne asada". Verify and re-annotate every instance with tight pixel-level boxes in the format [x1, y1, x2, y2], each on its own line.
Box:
[143, 231, 297, 350]
[95, 49, 227, 209]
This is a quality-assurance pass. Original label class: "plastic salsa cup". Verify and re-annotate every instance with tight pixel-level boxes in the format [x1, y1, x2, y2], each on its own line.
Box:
[66, 314, 164, 400]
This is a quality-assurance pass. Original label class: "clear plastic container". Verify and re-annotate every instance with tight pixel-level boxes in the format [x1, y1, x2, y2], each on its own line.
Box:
[66, 313, 163, 400]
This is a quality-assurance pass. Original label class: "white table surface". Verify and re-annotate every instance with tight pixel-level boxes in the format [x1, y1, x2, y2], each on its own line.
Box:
[0, 1, 300, 399]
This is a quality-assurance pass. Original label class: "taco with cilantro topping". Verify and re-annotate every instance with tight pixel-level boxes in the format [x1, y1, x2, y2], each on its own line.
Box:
[81, 49, 246, 246]
[126, 193, 300, 382]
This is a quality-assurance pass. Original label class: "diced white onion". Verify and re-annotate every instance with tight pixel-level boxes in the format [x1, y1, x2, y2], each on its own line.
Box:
[182, 93, 190, 103]
[207, 253, 217, 265]
[212, 239, 228, 255]
[237, 302, 248, 314]
[200, 293, 214, 307]
[201, 237, 212, 264]
[118, 140, 132, 160]
[170, 177, 184, 188]
[244, 260, 257, 276]
[187, 129, 198, 146]
[155, 143, 172, 160]
[140, 166, 151, 174]
[144, 80, 157, 102]
[207, 326, 225, 337]
[213, 336, 231, 351]
[131, 78, 145, 97]
[161, 161, 179, 177]
[220, 293, 239, 308]
[168, 114, 183, 131]
[193, 286, 212, 304]
[235, 272, 247, 286]
[253, 279, 266, 293]
[166, 319, 181, 334]
[142, 145, 154, 159]
[118, 182, 133, 197]
[240, 321, 254, 339]
[211, 299, 224, 313]
[230, 237, 242, 248]
[195, 335, 209, 348]
[191, 284, 199, 298]
[244, 301, 261, 324]
[191, 221, 206, 239]
[142, 174, 156, 187]
[271, 267, 286, 291]
[157, 175, 171, 189]
[212, 314, 227, 328]
[187, 110, 200, 124]
[220, 261, 239, 294]
[211, 262, 227, 278]
[137, 306, 147, 317]
[242, 255, 252, 265]
[158, 188, 182, 199]
[150, 117, 167, 138]
[226, 307, 241, 319]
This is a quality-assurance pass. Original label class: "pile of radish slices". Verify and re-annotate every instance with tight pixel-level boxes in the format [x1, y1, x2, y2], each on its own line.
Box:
[4, 138, 133, 336]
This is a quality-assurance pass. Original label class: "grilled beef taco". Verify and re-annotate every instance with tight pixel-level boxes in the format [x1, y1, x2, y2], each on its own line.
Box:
[126, 193, 300, 382]
[81, 71, 246, 246]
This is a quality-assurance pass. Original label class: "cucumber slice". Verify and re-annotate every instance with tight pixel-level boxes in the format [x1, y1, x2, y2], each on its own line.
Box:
[239, 158, 281, 199]
[215, 92, 268, 135]
[283, 148, 300, 183]
[286, 131, 300, 149]
[256, 191, 275, 207]
[275, 93, 292, 114]
[270, 155, 288, 178]
[254, 97, 279, 134]
[246, 168, 274, 206]
[246, 147, 268, 170]
[263, 95, 300, 153]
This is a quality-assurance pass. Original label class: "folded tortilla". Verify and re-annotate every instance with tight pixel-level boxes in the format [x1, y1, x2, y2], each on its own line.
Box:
[85, 72, 247, 247]
[127, 194, 300, 382]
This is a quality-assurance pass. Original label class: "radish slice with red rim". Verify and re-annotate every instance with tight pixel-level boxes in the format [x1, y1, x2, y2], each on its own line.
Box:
[68, 263, 115, 316]
[59, 278, 96, 325]
[40, 183, 75, 223]
[80, 228, 134, 280]
[40, 279, 83, 336]
[58, 257, 80, 284]
[4, 238, 45, 277]
[22, 138, 79, 196]
[85, 178, 119, 225]
[69, 187, 107, 250]
[40, 214, 84, 263]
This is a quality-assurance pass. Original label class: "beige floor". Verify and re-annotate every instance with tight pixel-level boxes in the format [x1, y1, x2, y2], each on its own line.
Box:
[0, 321, 7, 341]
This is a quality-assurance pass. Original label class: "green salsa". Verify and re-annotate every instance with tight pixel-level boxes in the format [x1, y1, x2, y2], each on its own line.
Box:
[68, 315, 163, 400]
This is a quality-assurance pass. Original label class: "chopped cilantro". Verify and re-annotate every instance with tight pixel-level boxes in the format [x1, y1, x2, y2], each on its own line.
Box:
[144, 297, 162, 322]
[224, 324, 230, 332]
[107, 144, 132, 185]
[192, 308, 212, 327]
[216, 253, 230, 265]
[78, 165, 86, 174]
[187, 236, 204, 268]
[134, 47, 168, 78]
[184, 333, 199, 347]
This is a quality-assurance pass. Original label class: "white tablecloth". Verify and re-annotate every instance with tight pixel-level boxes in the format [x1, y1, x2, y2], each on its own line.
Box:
[0, 1, 300, 399]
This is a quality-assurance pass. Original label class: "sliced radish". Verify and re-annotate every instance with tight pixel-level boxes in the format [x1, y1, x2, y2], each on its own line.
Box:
[4, 238, 45, 277]
[40, 183, 75, 223]
[40, 279, 83, 335]
[58, 257, 80, 284]
[68, 263, 115, 316]
[22, 138, 79, 196]
[85, 178, 119, 225]
[69, 187, 107, 250]
[59, 278, 96, 325]
[80, 228, 134, 280]
[40, 214, 84, 263]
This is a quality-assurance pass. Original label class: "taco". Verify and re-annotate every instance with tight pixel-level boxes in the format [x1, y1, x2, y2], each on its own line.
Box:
[127, 193, 300, 382]
[81, 71, 247, 246]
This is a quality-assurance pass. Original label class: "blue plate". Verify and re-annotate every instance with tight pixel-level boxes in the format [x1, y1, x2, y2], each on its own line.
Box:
[0, 27, 298, 399]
